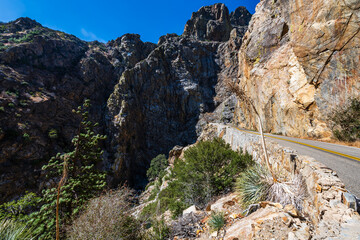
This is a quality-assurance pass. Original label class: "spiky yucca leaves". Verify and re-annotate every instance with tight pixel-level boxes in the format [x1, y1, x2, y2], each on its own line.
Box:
[0, 220, 37, 240]
[235, 164, 272, 209]
[236, 164, 306, 211]
[208, 212, 226, 232]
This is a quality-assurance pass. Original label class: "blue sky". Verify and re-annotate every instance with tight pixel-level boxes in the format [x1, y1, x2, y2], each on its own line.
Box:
[0, 0, 260, 43]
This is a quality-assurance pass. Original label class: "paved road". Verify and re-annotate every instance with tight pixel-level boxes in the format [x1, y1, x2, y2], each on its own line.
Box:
[235, 128, 360, 198]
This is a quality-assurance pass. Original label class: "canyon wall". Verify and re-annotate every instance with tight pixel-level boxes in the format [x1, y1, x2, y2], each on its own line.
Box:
[235, 0, 360, 138]
[106, 3, 251, 187]
[0, 5, 252, 201]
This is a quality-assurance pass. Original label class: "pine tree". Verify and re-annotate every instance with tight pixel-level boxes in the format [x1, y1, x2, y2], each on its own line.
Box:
[29, 99, 107, 239]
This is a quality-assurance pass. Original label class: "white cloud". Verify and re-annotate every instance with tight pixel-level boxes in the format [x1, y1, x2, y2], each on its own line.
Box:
[81, 28, 105, 43]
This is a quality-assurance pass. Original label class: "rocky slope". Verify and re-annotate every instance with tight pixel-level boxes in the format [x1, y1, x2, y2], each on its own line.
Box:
[0, 5, 252, 201]
[235, 0, 360, 138]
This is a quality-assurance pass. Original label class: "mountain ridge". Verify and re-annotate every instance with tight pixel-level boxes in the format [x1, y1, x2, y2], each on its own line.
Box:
[0, 4, 251, 201]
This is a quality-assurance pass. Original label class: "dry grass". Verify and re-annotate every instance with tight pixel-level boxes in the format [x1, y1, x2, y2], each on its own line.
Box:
[306, 137, 360, 148]
[268, 174, 306, 211]
[67, 186, 142, 240]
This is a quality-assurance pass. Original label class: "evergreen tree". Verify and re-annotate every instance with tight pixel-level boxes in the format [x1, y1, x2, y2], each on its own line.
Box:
[147, 154, 168, 181]
[29, 99, 107, 239]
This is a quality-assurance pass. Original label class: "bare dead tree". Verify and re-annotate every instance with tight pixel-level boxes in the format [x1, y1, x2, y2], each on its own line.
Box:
[226, 80, 278, 183]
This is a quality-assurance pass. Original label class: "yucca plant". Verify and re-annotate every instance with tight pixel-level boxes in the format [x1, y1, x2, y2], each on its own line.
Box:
[208, 212, 226, 239]
[208, 212, 225, 232]
[0, 219, 37, 240]
[226, 80, 277, 182]
[236, 164, 306, 211]
[228, 80, 306, 212]
[235, 164, 272, 209]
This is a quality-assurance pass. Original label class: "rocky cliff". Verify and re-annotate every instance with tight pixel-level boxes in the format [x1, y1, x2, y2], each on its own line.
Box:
[235, 0, 360, 138]
[0, 5, 252, 201]
[0, 18, 155, 201]
[107, 3, 251, 187]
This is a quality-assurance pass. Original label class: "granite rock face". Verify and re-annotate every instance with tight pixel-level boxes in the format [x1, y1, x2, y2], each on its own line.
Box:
[107, 35, 221, 186]
[106, 17, 249, 186]
[183, 3, 251, 42]
[235, 0, 360, 138]
[0, 5, 252, 200]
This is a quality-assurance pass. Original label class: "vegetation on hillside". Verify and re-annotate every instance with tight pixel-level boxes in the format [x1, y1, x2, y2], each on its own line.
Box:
[329, 98, 360, 142]
[142, 138, 253, 219]
[27, 99, 107, 239]
[0, 219, 37, 240]
[235, 164, 306, 211]
[235, 164, 272, 208]
[0, 99, 309, 239]
[67, 187, 141, 240]
[0, 100, 107, 239]
[0, 192, 40, 222]
[147, 154, 168, 182]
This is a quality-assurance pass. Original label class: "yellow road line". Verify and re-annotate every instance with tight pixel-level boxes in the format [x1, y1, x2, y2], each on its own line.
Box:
[233, 127, 360, 162]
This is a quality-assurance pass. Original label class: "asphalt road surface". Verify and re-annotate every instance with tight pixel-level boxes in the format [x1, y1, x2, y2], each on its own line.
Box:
[235, 128, 360, 198]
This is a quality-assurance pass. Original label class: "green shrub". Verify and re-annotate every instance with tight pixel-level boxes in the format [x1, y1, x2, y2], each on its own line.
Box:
[330, 98, 360, 142]
[235, 165, 306, 211]
[22, 133, 30, 142]
[19, 100, 28, 107]
[7, 30, 41, 44]
[172, 138, 252, 207]
[0, 192, 40, 222]
[157, 181, 189, 218]
[147, 138, 252, 218]
[235, 164, 272, 209]
[208, 212, 225, 232]
[148, 182, 161, 201]
[0, 43, 7, 51]
[147, 154, 168, 181]
[0, 106, 4, 112]
[48, 128, 58, 139]
[141, 202, 159, 219]
[67, 187, 141, 240]
[28, 99, 107, 239]
[143, 218, 170, 240]
[0, 219, 37, 240]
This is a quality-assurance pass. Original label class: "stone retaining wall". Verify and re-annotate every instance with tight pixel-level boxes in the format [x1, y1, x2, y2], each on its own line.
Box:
[200, 123, 360, 239]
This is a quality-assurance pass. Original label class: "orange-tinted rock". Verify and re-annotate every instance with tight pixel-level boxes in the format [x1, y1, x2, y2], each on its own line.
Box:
[235, 0, 360, 139]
